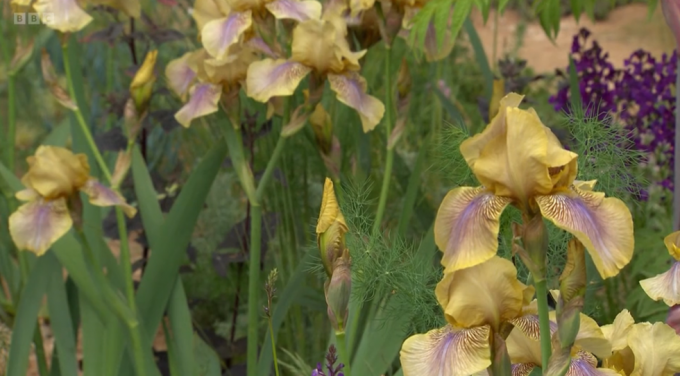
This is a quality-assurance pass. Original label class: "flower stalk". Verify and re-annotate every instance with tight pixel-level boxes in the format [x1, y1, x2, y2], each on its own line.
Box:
[264, 269, 281, 376]
[0, 27, 16, 171]
[335, 332, 351, 376]
[372, 42, 394, 235]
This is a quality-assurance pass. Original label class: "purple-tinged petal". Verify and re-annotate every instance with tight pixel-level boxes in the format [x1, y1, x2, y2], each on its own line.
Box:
[245, 59, 310, 102]
[80, 178, 137, 217]
[201, 11, 252, 59]
[9, 198, 72, 256]
[175, 83, 222, 128]
[266, 0, 321, 22]
[327, 72, 385, 133]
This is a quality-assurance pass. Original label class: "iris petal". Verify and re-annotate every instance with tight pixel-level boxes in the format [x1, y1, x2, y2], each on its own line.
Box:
[175, 83, 222, 128]
[511, 363, 537, 376]
[165, 51, 198, 99]
[22, 146, 90, 200]
[639, 262, 680, 306]
[328, 72, 385, 133]
[266, 0, 322, 21]
[600, 309, 634, 352]
[548, 311, 612, 358]
[628, 322, 680, 376]
[434, 186, 511, 272]
[80, 179, 137, 218]
[399, 325, 491, 376]
[33, 0, 93, 33]
[535, 187, 634, 279]
[9, 198, 72, 256]
[201, 11, 253, 60]
[567, 351, 621, 376]
[435, 256, 527, 330]
[192, 0, 230, 32]
[246, 59, 311, 102]
[663, 230, 680, 260]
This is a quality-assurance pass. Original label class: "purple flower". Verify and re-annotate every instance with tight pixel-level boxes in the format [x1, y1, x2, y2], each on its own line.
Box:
[311, 345, 345, 376]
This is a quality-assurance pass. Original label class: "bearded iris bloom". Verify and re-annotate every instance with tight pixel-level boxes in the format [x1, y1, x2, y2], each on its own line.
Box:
[8, 146, 136, 256]
[245, 6, 385, 132]
[639, 231, 680, 306]
[399, 256, 537, 376]
[434, 93, 634, 278]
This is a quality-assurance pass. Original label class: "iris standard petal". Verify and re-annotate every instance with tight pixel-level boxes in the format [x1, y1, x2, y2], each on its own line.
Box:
[640, 262, 680, 306]
[174, 83, 222, 128]
[80, 179, 137, 218]
[663, 230, 680, 260]
[600, 309, 634, 353]
[193, 0, 230, 31]
[33, 0, 93, 33]
[435, 256, 527, 330]
[22, 146, 90, 199]
[201, 11, 253, 60]
[399, 325, 492, 376]
[266, 0, 321, 21]
[535, 187, 634, 279]
[628, 322, 680, 376]
[246, 59, 311, 102]
[434, 186, 511, 272]
[328, 72, 385, 133]
[9, 198, 72, 256]
[165, 51, 198, 99]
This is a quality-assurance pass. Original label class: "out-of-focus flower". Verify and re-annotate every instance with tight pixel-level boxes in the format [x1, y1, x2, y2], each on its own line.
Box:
[600, 309, 680, 375]
[15, 0, 140, 33]
[434, 92, 634, 278]
[662, 0, 680, 48]
[316, 178, 348, 276]
[8, 146, 136, 256]
[639, 230, 680, 306]
[325, 250, 351, 334]
[246, 6, 385, 132]
[399, 256, 535, 376]
[130, 50, 158, 115]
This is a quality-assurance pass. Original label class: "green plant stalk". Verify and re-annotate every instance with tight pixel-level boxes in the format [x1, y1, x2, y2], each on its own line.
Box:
[268, 317, 281, 376]
[32, 322, 49, 376]
[0, 27, 15, 171]
[372, 42, 394, 235]
[534, 278, 552, 372]
[247, 204, 263, 376]
[116, 207, 139, 314]
[336, 332, 351, 376]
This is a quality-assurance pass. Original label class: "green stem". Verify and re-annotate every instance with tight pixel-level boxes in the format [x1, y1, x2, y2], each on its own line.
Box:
[534, 279, 552, 372]
[372, 43, 394, 235]
[61, 43, 112, 183]
[116, 207, 138, 313]
[105, 47, 115, 129]
[255, 136, 287, 202]
[268, 318, 281, 376]
[32, 322, 49, 376]
[0, 26, 15, 171]
[335, 332, 351, 376]
[246, 204, 262, 376]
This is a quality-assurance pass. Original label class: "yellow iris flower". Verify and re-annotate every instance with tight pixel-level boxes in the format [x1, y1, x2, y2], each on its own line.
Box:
[245, 5, 385, 132]
[11, 0, 139, 33]
[639, 231, 680, 306]
[600, 309, 680, 375]
[399, 256, 535, 376]
[434, 93, 634, 278]
[8, 146, 136, 256]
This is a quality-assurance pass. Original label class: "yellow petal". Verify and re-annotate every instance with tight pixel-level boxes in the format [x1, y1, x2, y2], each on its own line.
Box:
[266, 0, 321, 21]
[535, 187, 634, 279]
[548, 311, 612, 359]
[512, 363, 537, 376]
[22, 146, 90, 200]
[573, 180, 598, 191]
[507, 322, 543, 366]
[245, 59, 311, 102]
[436, 256, 528, 330]
[165, 51, 198, 99]
[201, 11, 252, 60]
[193, 0, 231, 35]
[628, 322, 680, 376]
[400, 325, 492, 376]
[600, 309, 635, 352]
[174, 83, 222, 128]
[16, 188, 41, 201]
[9, 198, 72, 256]
[639, 262, 680, 306]
[567, 351, 621, 376]
[316, 178, 346, 233]
[80, 178, 137, 218]
[328, 72, 385, 132]
[291, 18, 352, 73]
[130, 50, 158, 89]
[349, 0, 374, 16]
[663, 230, 680, 261]
[33, 0, 93, 33]
[434, 186, 511, 272]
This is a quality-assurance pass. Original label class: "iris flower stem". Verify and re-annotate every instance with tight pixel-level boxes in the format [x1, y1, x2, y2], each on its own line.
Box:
[246, 204, 262, 376]
[336, 332, 351, 376]
[0, 26, 15, 172]
[268, 317, 281, 376]
[372, 42, 394, 235]
[534, 279, 552, 372]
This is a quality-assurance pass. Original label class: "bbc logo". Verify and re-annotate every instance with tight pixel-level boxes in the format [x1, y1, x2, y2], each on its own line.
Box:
[13, 13, 53, 25]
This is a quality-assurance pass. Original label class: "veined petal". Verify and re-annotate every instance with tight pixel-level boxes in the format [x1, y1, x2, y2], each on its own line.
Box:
[512, 363, 537, 376]
[201, 11, 252, 60]
[33, 0, 93, 33]
[266, 0, 321, 21]
[434, 186, 511, 272]
[640, 262, 680, 306]
[508, 314, 557, 341]
[328, 72, 385, 133]
[175, 83, 222, 128]
[9, 198, 72, 256]
[400, 325, 492, 376]
[246, 59, 311, 102]
[663, 230, 680, 261]
[506, 323, 543, 366]
[567, 351, 621, 376]
[535, 187, 634, 279]
[80, 179, 137, 218]
[165, 51, 198, 98]
[435, 256, 527, 330]
[600, 309, 634, 352]
[628, 322, 680, 376]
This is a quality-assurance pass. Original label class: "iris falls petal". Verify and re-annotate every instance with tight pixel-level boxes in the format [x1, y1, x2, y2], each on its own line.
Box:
[400, 325, 491, 376]
[328, 72, 385, 133]
[246, 59, 311, 102]
[80, 179, 137, 217]
[9, 198, 73, 256]
[175, 83, 222, 128]
[201, 11, 253, 60]
[639, 261, 680, 306]
[535, 187, 634, 279]
[33, 0, 93, 33]
[434, 186, 511, 272]
[266, 0, 322, 22]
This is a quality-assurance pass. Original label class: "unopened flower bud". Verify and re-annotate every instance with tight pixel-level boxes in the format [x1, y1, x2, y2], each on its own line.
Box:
[325, 251, 351, 334]
[559, 238, 587, 303]
[317, 178, 348, 276]
[129, 50, 158, 114]
[396, 59, 411, 101]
